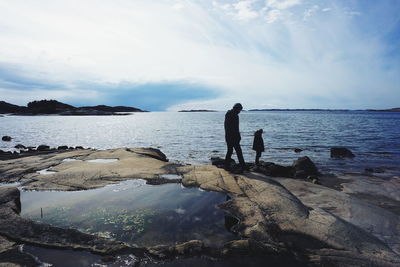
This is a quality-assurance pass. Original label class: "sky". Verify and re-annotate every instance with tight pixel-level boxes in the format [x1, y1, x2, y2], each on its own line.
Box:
[0, 0, 399, 111]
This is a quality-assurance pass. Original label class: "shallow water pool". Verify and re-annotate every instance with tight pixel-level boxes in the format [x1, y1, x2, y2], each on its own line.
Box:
[21, 179, 238, 247]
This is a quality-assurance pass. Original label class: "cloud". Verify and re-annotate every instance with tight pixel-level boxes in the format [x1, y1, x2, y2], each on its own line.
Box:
[233, 0, 259, 20]
[265, 9, 282, 23]
[0, 0, 399, 110]
[303, 5, 319, 21]
[0, 65, 221, 110]
[266, 0, 301, 10]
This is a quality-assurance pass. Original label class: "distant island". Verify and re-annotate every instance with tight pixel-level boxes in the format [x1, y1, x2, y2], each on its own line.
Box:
[0, 100, 147, 115]
[249, 108, 400, 112]
[178, 109, 217, 112]
[248, 109, 350, 112]
[367, 108, 400, 112]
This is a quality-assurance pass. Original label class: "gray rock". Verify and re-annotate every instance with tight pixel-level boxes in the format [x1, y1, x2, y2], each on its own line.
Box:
[37, 145, 50, 151]
[331, 147, 355, 158]
[14, 144, 26, 149]
[292, 156, 319, 178]
[1, 136, 11, 142]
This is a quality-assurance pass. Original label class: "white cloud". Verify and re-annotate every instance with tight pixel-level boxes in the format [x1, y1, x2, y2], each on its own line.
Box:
[303, 5, 319, 20]
[172, 3, 185, 10]
[266, 0, 301, 10]
[265, 9, 282, 23]
[233, 0, 259, 20]
[0, 88, 101, 106]
[0, 0, 399, 110]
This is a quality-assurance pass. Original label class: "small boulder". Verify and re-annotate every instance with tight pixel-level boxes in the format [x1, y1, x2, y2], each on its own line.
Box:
[37, 145, 50, 151]
[292, 156, 319, 178]
[258, 162, 293, 178]
[1, 136, 11, 141]
[14, 144, 26, 149]
[294, 148, 303, 153]
[330, 147, 355, 158]
[57, 146, 68, 150]
[75, 146, 84, 150]
[211, 157, 234, 167]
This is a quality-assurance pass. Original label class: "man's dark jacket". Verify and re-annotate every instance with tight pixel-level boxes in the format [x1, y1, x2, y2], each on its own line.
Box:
[224, 109, 241, 145]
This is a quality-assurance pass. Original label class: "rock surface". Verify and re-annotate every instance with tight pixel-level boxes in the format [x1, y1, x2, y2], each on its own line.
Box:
[1, 136, 11, 142]
[0, 148, 172, 190]
[179, 165, 400, 266]
[0, 148, 399, 266]
[273, 177, 400, 255]
[330, 147, 355, 158]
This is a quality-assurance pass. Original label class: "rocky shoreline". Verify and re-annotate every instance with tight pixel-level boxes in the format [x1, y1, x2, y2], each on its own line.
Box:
[0, 147, 399, 266]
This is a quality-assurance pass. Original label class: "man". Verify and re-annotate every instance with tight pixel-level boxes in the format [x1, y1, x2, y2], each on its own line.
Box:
[224, 103, 246, 171]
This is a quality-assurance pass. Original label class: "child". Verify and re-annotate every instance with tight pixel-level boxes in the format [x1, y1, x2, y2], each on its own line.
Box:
[252, 129, 264, 165]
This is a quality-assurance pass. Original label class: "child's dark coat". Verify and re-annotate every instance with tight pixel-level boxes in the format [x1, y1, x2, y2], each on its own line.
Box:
[252, 130, 265, 152]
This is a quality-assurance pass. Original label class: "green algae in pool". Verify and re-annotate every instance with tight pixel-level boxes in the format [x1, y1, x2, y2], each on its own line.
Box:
[21, 179, 237, 246]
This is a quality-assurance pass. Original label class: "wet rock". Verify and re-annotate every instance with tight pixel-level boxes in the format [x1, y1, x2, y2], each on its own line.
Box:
[292, 156, 319, 178]
[294, 148, 302, 153]
[37, 145, 50, 151]
[148, 240, 204, 259]
[211, 157, 227, 167]
[222, 239, 288, 257]
[129, 147, 168, 162]
[364, 167, 384, 173]
[1, 136, 11, 142]
[174, 240, 204, 255]
[330, 147, 355, 158]
[0, 150, 13, 161]
[14, 144, 26, 149]
[145, 178, 181, 185]
[75, 146, 84, 150]
[57, 146, 68, 150]
[146, 148, 168, 162]
[257, 162, 293, 178]
[224, 215, 239, 232]
[211, 157, 237, 171]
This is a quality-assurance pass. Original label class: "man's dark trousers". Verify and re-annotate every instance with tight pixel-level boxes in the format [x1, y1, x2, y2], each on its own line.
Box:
[225, 141, 245, 168]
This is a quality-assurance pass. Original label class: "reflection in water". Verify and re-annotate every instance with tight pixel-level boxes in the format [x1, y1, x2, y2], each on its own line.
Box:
[21, 245, 104, 267]
[21, 179, 238, 247]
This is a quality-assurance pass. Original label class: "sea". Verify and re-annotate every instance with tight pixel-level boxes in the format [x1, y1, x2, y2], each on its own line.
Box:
[1, 111, 400, 177]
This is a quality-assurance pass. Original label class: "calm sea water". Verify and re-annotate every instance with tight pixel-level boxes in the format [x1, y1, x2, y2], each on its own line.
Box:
[1, 111, 399, 176]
